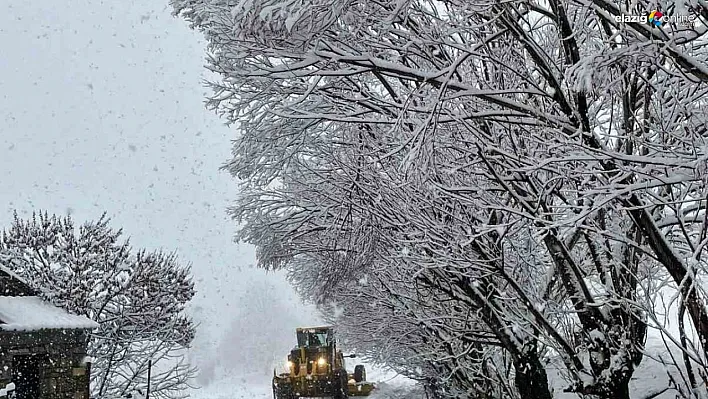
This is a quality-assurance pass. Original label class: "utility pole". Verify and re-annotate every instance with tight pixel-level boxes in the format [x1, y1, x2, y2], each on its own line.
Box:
[145, 359, 152, 399]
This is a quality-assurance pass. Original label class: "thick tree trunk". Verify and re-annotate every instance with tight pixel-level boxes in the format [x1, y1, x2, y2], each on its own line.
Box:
[514, 356, 553, 399]
[608, 381, 630, 399]
[423, 378, 444, 399]
[591, 378, 630, 399]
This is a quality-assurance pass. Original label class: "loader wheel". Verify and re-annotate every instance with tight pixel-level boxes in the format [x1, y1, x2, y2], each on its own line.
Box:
[333, 369, 349, 399]
[354, 365, 366, 383]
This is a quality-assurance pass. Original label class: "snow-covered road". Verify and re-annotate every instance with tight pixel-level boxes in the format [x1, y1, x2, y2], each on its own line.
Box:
[187, 368, 419, 399]
[189, 379, 272, 399]
[188, 380, 421, 399]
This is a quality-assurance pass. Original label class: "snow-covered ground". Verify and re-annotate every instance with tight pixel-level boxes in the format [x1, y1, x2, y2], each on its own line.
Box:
[186, 345, 696, 399]
[188, 377, 272, 399]
[187, 363, 416, 399]
[187, 379, 422, 399]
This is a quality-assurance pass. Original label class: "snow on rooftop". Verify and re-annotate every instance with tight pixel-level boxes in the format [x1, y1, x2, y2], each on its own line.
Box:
[0, 296, 99, 332]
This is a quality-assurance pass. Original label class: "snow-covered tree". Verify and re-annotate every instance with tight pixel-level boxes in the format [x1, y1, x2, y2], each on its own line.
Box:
[174, 0, 708, 397]
[0, 212, 197, 399]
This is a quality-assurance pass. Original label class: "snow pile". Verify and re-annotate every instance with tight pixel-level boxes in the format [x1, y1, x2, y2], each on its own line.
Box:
[368, 382, 424, 398]
[0, 296, 98, 331]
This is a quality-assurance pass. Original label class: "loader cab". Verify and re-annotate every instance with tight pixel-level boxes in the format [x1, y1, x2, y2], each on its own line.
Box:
[296, 327, 333, 348]
[289, 327, 339, 376]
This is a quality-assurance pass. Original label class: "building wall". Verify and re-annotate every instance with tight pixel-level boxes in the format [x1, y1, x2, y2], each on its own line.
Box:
[0, 329, 91, 399]
[0, 269, 36, 297]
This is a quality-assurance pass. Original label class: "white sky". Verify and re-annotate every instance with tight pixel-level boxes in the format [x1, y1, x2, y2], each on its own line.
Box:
[0, 0, 318, 386]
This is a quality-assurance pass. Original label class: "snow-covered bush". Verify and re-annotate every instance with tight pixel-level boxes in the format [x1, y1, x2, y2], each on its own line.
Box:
[0, 212, 197, 399]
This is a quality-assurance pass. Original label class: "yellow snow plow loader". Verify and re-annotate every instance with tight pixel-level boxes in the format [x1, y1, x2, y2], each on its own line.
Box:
[272, 326, 375, 399]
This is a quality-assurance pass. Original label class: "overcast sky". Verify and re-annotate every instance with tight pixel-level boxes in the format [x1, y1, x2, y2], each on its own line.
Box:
[0, 0, 318, 385]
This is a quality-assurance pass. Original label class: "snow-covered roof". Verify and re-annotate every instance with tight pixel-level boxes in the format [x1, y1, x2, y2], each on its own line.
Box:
[0, 296, 99, 331]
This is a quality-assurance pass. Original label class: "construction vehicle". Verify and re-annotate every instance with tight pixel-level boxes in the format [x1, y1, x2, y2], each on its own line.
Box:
[272, 326, 375, 399]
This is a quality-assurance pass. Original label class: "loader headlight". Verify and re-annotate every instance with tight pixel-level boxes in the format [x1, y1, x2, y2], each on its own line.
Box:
[317, 358, 327, 366]
[287, 361, 294, 369]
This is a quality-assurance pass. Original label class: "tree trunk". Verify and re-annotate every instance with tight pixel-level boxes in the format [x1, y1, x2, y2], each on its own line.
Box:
[423, 379, 443, 399]
[514, 356, 553, 399]
[608, 381, 630, 399]
[592, 379, 630, 399]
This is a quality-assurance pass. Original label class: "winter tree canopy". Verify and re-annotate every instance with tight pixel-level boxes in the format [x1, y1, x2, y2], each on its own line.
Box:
[173, 0, 708, 398]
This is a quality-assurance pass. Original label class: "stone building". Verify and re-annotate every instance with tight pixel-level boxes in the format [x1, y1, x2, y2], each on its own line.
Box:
[0, 265, 98, 399]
